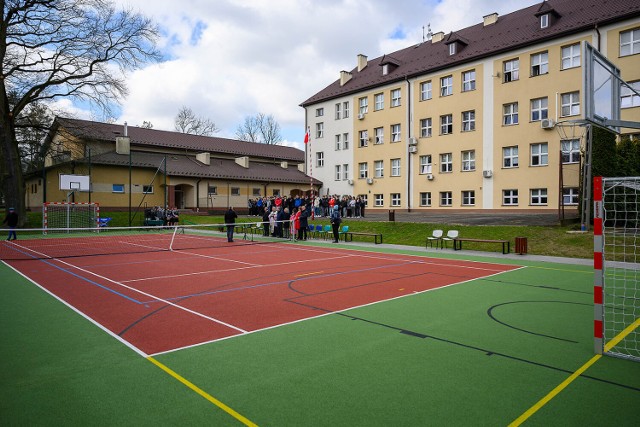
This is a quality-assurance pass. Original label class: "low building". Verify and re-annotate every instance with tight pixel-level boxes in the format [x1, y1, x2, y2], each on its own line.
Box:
[26, 117, 321, 214]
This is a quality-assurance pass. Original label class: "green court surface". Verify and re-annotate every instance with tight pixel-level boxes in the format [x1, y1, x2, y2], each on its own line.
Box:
[1, 244, 639, 426]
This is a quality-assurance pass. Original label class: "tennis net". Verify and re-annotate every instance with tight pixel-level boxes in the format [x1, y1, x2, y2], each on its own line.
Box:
[0, 222, 294, 261]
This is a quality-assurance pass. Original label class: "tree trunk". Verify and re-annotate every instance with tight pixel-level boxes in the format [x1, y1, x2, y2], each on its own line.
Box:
[0, 112, 26, 227]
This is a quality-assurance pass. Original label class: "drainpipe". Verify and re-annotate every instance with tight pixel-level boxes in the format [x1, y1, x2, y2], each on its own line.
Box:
[406, 75, 412, 212]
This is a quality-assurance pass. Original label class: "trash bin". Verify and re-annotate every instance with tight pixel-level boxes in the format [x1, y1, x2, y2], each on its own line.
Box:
[515, 236, 528, 255]
[388, 209, 395, 222]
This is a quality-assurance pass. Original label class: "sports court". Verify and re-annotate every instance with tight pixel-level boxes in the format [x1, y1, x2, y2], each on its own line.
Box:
[1, 224, 639, 426]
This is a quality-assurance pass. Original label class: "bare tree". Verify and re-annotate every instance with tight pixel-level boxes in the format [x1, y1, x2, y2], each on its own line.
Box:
[140, 121, 154, 129]
[0, 0, 160, 224]
[236, 113, 283, 145]
[174, 106, 219, 136]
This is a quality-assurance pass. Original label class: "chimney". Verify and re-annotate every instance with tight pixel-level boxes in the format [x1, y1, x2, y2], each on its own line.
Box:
[235, 156, 249, 168]
[431, 31, 444, 43]
[124, 121, 128, 137]
[340, 70, 353, 86]
[357, 54, 368, 72]
[280, 161, 288, 169]
[196, 152, 210, 165]
[483, 13, 498, 26]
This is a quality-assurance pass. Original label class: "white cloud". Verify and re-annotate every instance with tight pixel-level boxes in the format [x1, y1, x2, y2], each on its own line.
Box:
[106, 0, 538, 148]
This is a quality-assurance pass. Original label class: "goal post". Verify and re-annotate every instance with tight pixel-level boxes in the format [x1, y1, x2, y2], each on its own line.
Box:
[593, 176, 640, 361]
[43, 202, 100, 231]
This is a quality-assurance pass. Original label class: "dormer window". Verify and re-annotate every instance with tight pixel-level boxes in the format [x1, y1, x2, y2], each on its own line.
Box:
[382, 64, 390, 76]
[449, 43, 456, 56]
[444, 32, 468, 56]
[379, 55, 400, 76]
[540, 13, 549, 28]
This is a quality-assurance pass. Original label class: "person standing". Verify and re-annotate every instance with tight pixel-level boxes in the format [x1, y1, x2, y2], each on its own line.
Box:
[3, 207, 18, 241]
[330, 205, 341, 243]
[224, 206, 238, 242]
[298, 205, 309, 241]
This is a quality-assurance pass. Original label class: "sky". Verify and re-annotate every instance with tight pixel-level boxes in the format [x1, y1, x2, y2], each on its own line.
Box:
[71, 0, 538, 150]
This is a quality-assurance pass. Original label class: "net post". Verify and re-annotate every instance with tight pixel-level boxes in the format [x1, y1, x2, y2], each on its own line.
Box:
[169, 225, 179, 251]
[593, 176, 604, 355]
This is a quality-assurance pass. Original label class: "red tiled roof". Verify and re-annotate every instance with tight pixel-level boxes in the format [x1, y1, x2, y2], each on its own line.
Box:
[301, 0, 640, 106]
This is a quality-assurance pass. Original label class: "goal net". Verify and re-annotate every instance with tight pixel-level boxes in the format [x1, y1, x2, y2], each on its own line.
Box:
[594, 176, 640, 361]
[43, 202, 100, 231]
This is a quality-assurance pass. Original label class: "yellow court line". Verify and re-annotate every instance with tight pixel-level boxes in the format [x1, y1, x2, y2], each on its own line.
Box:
[295, 271, 324, 277]
[147, 356, 258, 427]
[509, 317, 640, 426]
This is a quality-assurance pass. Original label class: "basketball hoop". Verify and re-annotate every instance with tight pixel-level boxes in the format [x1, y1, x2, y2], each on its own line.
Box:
[554, 119, 589, 141]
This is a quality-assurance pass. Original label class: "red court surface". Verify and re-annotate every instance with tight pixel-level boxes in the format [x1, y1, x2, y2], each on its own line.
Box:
[4, 241, 520, 356]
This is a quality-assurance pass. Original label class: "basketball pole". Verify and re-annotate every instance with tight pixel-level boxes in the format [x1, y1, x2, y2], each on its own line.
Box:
[580, 124, 593, 231]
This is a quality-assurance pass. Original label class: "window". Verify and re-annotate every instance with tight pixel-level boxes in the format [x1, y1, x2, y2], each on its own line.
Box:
[112, 184, 124, 193]
[462, 110, 475, 132]
[620, 28, 640, 56]
[449, 43, 456, 56]
[531, 188, 547, 205]
[343, 133, 350, 150]
[359, 130, 368, 147]
[335, 103, 341, 120]
[503, 102, 519, 125]
[391, 124, 401, 142]
[143, 185, 154, 194]
[391, 193, 401, 207]
[420, 118, 432, 137]
[335, 165, 342, 181]
[440, 75, 453, 96]
[358, 97, 368, 114]
[391, 88, 401, 107]
[531, 52, 549, 76]
[316, 152, 324, 167]
[315, 107, 324, 117]
[561, 139, 581, 163]
[440, 153, 453, 173]
[440, 191, 452, 206]
[540, 13, 549, 29]
[343, 164, 349, 180]
[561, 91, 580, 117]
[359, 162, 368, 178]
[231, 187, 240, 196]
[420, 192, 432, 207]
[315, 122, 324, 138]
[374, 127, 384, 144]
[462, 191, 475, 206]
[419, 155, 432, 174]
[374, 93, 384, 111]
[335, 134, 342, 151]
[208, 185, 217, 195]
[252, 188, 261, 196]
[531, 143, 548, 166]
[420, 81, 432, 100]
[461, 150, 475, 171]
[561, 43, 581, 69]
[503, 189, 519, 205]
[503, 59, 519, 82]
[503, 146, 519, 168]
[272, 189, 280, 197]
[563, 188, 579, 205]
[374, 194, 384, 207]
[391, 158, 401, 176]
[621, 81, 640, 108]
[531, 97, 548, 121]
[374, 160, 384, 178]
[440, 114, 453, 135]
[462, 70, 476, 91]
[343, 101, 350, 118]
[359, 194, 368, 207]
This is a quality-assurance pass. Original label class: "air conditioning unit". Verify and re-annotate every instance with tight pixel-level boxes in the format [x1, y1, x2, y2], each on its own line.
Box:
[408, 145, 418, 154]
[483, 170, 493, 178]
[408, 137, 418, 146]
[347, 179, 354, 185]
[366, 178, 374, 185]
[358, 113, 365, 120]
[541, 118, 555, 129]
[426, 174, 434, 181]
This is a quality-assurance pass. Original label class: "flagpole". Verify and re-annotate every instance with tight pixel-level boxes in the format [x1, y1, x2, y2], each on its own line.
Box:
[306, 126, 314, 220]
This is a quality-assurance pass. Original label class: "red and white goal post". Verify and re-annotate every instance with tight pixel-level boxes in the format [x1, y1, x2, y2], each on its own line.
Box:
[43, 202, 100, 231]
[593, 176, 640, 362]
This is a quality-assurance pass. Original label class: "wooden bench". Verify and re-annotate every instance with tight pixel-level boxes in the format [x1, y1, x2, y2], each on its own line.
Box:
[453, 238, 510, 254]
[343, 232, 383, 244]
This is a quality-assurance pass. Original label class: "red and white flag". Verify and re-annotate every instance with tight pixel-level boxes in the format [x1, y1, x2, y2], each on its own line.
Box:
[304, 126, 310, 144]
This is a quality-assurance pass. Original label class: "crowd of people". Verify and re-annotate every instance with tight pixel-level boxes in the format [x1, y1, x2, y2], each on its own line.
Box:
[247, 194, 366, 219]
[144, 206, 180, 225]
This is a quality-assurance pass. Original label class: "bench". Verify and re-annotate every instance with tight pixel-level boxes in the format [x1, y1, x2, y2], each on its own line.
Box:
[343, 232, 383, 244]
[453, 238, 510, 254]
[144, 219, 164, 226]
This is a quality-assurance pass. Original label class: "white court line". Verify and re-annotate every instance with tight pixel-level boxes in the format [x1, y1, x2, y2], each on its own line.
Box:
[8, 242, 248, 334]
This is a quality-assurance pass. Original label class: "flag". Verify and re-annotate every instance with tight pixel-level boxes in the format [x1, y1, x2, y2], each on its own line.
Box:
[304, 126, 310, 144]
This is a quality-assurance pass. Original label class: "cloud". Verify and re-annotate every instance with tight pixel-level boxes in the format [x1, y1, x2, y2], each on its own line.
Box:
[109, 0, 537, 148]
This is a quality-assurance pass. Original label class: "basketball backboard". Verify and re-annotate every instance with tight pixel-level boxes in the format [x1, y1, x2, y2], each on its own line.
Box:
[59, 174, 90, 191]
